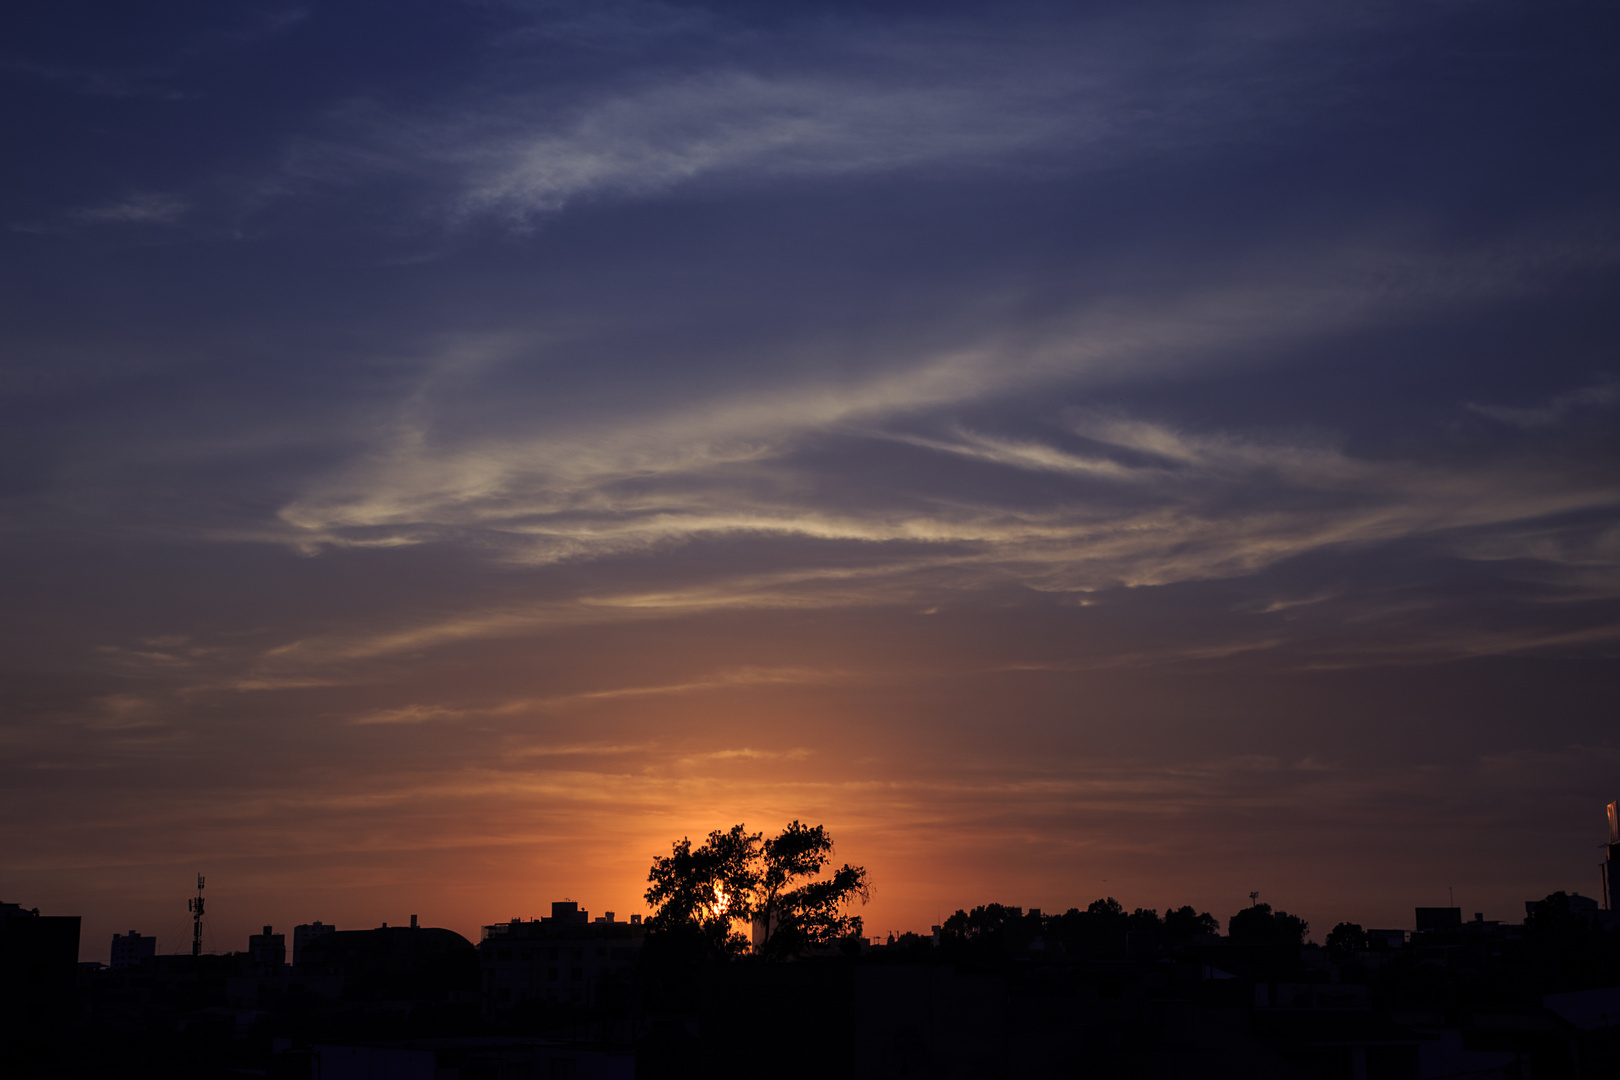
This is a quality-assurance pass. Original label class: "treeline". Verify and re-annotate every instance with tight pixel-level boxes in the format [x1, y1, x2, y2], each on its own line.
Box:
[635, 822, 1620, 1011]
[885, 897, 1303, 965]
[864, 891, 1620, 1006]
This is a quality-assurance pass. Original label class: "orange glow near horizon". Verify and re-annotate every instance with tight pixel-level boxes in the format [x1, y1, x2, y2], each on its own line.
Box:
[22, 622, 1618, 965]
[5, 4, 1618, 965]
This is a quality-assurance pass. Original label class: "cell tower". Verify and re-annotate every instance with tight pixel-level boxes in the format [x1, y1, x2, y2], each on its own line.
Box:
[1604, 801, 1619, 911]
[188, 874, 205, 957]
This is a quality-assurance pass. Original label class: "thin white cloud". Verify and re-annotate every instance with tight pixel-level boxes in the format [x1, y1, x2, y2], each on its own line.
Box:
[340, 667, 843, 726]
[533, 666, 838, 709]
[70, 193, 189, 225]
[349, 704, 467, 726]
[449, 71, 1073, 222]
[1467, 377, 1619, 428]
[267, 235, 1620, 614]
[270, 263, 1390, 546]
[257, 1, 1420, 229]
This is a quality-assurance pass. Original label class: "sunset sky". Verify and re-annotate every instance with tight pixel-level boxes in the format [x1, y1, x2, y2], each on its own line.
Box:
[3, 1, 1618, 962]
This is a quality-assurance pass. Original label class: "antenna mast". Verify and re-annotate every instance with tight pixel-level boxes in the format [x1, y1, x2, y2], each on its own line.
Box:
[188, 874, 205, 956]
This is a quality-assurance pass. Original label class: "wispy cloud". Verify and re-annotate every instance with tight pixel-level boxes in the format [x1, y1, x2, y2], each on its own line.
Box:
[1467, 376, 1620, 429]
[349, 703, 466, 726]
[1, 8, 307, 100]
[343, 667, 835, 725]
[532, 666, 838, 709]
[1, 59, 185, 100]
[264, 235, 1620, 621]
[447, 71, 1071, 223]
[273, 267, 1368, 550]
[252, 1, 1416, 230]
[69, 193, 190, 225]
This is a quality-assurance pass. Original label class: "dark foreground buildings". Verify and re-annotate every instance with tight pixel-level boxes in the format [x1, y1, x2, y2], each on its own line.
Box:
[481, 901, 645, 1011]
[0, 901, 80, 1069]
[2, 893, 1616, 1079]
[4, 805, 1620, 1078]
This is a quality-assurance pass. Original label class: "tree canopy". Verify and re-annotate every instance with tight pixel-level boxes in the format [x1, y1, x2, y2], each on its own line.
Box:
[936, 899, 1220, 963]
[644, 821, 870, 960]
[1325, 921, 1367, 956]
[1227, 902, 1309, 947]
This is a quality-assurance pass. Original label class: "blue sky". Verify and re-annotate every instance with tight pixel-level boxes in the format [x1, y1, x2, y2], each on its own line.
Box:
[3, 1, 1618, 958]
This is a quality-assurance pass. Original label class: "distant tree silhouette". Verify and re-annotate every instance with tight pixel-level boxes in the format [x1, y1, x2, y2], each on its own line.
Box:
[644, 821, 869, 962]
[1227, 902, 1309, 947]
[1325, 922, 1367, 956]
[942, 899, 1220, 963]
[884, 931, 935, 961]
[942, 903, 1025, 943]
[939, 903, 1029, 962]
[1126, 907, 1161, 935]
[1077, 897, 1130, 956]
[1161, 905, 1219, 946]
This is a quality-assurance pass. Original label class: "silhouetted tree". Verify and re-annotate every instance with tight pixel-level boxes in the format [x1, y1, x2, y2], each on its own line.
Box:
[938, 903, 1037, 966]
[884, 931, 935, 961]
[1161, 905, 1219, 947]
[943, 903, 1012, 941]
[1126, 907, 1161, 934]
[751, 821, 871, 959]
[645, 824, 757, 960]
[1037, 898, 1135, 960]
[643, 821, 869, 962]
[1088, 897, 1124, 918]
[940, 904, 1023, 957]
[1083, 897, 1131, 956]
[1325, 922, 1367, 956]
[1227, 902, 1308, 947]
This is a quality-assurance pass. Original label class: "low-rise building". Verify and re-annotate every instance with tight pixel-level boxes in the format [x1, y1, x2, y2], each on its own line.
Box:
[109, 929, 155, 970]
[292, 921, 334, 966]
[1, 901, 81, 1052]
[247, 925, 286, 971]
[296, 923, 477, 1004]
[1414, 907, 1462, 933]
[479, 901, 644, 1010]
[1364, 928, 1405, 951]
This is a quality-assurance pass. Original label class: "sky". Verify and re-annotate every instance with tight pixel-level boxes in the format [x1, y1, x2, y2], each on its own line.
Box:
[2, 1, 1618, 963]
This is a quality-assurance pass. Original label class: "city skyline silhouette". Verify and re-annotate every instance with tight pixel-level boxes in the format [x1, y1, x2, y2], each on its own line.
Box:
[2, 0, 1618, 1001]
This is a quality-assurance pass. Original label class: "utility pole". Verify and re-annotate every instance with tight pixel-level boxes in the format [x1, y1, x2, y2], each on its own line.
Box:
[188, 874, 205, 957]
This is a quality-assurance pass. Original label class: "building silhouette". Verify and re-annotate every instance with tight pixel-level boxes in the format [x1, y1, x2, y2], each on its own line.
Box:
[292, 920, 335, 965]
[247, 924, 286, 976]
[295, 921, 477, 1003]
[0, 901, 80, 1061]
[480, 901, 644, 1010]
[1414, 907, 1462, 933]
[109, 929, 155, 970]
[17, 799, 1620, 1075]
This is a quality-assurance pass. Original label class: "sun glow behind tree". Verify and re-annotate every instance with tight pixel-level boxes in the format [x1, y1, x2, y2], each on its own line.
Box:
[645, 822, 869, 960]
